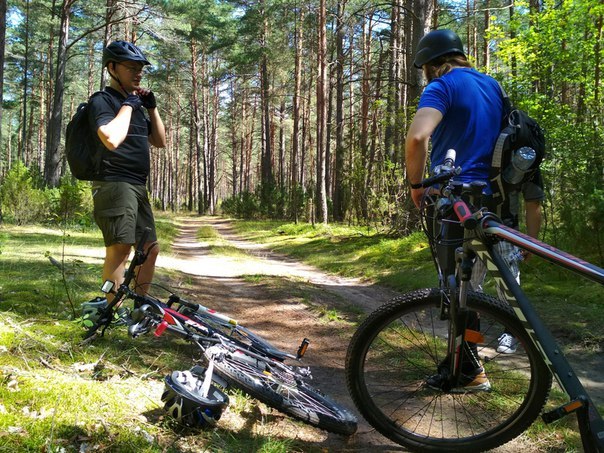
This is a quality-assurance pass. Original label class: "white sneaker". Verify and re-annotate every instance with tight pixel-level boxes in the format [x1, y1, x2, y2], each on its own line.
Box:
[497, 333, 518, 354]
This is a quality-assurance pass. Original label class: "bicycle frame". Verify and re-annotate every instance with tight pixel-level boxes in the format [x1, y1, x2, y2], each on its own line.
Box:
[460, 212, 604, 452]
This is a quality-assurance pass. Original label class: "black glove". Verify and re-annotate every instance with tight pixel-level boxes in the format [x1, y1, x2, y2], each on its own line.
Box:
[122, 94, 142, 111]
[139, 90, 157, 109]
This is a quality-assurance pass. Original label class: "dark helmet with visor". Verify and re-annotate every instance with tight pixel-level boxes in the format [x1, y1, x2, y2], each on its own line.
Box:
[102, 40, 151, 67]
[161, 370, 229, 428]
[413, 29, 466, 68]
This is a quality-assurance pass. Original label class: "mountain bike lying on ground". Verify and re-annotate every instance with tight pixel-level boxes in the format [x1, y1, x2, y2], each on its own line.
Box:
[82, 228, 358, 435]
[346, 150, 604, 452]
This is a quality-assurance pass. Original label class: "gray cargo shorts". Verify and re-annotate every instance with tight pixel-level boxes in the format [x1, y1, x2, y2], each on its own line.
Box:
[92, 181, 157, 247]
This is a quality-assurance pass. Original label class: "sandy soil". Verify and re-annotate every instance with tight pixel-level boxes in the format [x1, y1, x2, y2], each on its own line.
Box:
[152, 216, 602, 452]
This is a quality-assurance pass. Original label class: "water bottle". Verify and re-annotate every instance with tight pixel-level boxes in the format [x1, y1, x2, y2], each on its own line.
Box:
[503, 146, 536, 185]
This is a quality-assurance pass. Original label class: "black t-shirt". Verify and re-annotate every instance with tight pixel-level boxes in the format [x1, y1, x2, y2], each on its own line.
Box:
[88, 87, 151, 185]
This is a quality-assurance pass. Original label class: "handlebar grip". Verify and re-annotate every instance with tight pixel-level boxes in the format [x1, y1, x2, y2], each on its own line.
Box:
[169, 294, 199, 311]
[453, 200, 478, 229]
[419, 168, 459, 188]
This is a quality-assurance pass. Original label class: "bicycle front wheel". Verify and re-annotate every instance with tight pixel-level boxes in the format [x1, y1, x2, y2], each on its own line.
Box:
[207, 346, 358, 435]
[346, 288, 551, 452]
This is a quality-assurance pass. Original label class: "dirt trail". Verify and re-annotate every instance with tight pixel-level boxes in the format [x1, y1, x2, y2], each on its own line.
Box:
[154, 216, 599, 452]
[157, 216, 404, 451]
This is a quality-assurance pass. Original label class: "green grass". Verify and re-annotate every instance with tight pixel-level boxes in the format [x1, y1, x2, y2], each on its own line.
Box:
[229, 219, 604, 348]
[196, 223, 251, 258]
[1, 214, 602, 452]
[0, 214, 315, 452]
[231, 220, 436, 287]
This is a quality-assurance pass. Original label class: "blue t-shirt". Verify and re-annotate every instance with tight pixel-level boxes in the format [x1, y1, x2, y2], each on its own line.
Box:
[418, 68, 503, 190]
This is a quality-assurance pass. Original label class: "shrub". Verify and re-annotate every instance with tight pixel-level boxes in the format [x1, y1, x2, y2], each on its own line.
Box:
[0, 161, 49, 224]
[47, 177, 94, 227]
[220, 191, 261, 219]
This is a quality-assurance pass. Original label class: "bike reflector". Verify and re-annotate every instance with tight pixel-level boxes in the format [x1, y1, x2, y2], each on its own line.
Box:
[464, 329, 484, 344]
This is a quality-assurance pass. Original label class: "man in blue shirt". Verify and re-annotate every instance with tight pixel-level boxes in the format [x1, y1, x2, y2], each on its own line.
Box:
[406, 30, 503, 207]
[405, 29, 504, 393]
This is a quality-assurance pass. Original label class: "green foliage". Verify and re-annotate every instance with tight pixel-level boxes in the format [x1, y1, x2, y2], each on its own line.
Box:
[230, 219, 435, 288]
[490, 0, 604, 262]
[46, 177, 95, 227]
[220, 190, 261, 219]
[0, 161, 49, 225]
[0, 164, 95, 228]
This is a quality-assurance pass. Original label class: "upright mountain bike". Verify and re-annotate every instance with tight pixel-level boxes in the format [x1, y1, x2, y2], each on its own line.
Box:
[345, 151, 604, 452]
[83, 228, 358, 435]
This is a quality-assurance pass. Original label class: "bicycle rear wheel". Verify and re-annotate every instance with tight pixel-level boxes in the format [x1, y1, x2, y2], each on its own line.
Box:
[207, 346, 358, 435]
[346, 288, 551, 452]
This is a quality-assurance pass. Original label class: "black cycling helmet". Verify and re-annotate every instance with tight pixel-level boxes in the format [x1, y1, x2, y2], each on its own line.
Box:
[413, 29, 466, 68]
[102, 40, 151, 67]
[161, 370, 229, 428]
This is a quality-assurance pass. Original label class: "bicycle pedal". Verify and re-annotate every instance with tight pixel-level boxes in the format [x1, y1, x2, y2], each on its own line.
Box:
[542, 397, 587, 424]
[296, 338, 310, 359]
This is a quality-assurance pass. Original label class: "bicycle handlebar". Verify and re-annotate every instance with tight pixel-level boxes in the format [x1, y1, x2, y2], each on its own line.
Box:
[417, 150, 485, 230]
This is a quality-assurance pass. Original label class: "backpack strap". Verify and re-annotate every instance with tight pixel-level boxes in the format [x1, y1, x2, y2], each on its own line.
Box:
[489, 82, 513, 212]
[492, 83, 513, 172]
[87, 90, 122, 178]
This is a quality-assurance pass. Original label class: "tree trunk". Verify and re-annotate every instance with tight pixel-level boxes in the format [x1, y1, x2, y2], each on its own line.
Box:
[0, 0, 6, 157]
[290, 6, 303, 222]
[230, 79, 239, 199]
[316, 0, 329, 224]
[333, 0, 346, 221]
[199, 53, 209, 214]
[483, 0, 490, 71]
[359, 16, 373, 219]
[278, 97, 286, 216]
[44, 0, 74, 188]
[208, 68, 219, 214]
[22, 0, 30, 163]
[189, 39, 202, 212]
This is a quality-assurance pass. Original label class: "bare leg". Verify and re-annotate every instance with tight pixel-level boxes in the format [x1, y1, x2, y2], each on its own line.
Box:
[135, 242, 159, 295]
[102, 243, 132, 305]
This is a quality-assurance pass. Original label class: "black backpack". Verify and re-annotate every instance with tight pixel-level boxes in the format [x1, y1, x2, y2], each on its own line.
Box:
[65, 91, 118, 180]
[489, 84, 546, 206]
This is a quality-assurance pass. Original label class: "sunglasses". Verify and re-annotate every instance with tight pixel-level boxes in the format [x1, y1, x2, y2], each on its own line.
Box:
[118, 63, 147, 74]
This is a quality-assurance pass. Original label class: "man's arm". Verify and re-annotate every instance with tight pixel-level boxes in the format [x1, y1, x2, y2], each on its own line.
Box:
[97, 106, 135, 151]
[525, 200, 542, 239]
[405, 107, 443, 208]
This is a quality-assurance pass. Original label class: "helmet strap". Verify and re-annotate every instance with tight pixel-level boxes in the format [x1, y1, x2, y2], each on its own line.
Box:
[107, 62, 131, 97]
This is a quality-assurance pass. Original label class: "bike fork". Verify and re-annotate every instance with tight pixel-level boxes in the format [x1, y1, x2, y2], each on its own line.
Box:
[445, 250, 482, 387]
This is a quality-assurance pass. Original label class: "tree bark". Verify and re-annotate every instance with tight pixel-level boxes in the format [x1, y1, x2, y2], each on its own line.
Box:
[332, 0, 346, 221]
[315, 0, 328, 224]
[290, 6, 303, 222]
[0, 0, 6, 157]
[44, 0, 75, 187]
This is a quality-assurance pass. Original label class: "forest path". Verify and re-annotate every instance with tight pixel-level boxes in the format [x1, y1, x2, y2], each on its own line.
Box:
[153, 215, 598, 452]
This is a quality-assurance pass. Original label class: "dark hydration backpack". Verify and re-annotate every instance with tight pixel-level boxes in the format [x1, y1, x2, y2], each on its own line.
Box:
[65, 91, 118, 180]
[489, 84, 546, 206]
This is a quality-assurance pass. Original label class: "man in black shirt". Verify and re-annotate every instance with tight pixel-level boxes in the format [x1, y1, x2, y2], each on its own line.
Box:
[90, 41, 166, 311]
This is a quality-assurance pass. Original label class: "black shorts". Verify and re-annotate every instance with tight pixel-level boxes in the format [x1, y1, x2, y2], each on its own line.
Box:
[92, 181, 157, 247]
